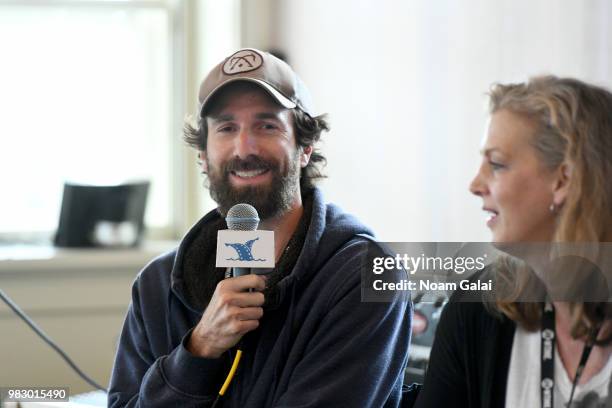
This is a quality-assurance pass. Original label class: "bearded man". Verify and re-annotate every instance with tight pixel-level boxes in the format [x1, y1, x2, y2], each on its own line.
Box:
[108, 48, 411, 408]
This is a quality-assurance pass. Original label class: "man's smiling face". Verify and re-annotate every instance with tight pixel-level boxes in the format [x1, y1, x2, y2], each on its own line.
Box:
[200, 81, 309, 218]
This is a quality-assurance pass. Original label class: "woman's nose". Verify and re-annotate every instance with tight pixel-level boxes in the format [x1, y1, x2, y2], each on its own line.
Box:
[469, 165, 487, 197]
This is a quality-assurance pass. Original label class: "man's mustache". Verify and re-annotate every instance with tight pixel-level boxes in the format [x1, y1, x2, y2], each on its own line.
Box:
[222, 155, 277, 173]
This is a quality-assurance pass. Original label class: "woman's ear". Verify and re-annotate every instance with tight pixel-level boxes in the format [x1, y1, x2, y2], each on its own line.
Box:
[300, 145, 313, 168]
[552, 162, 572, 207]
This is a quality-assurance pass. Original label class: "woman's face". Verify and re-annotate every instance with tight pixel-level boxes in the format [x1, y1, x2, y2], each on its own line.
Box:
[470, 109, 560, 243]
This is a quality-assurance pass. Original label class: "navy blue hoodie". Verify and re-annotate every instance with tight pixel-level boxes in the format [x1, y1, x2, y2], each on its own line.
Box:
[108, 188, 412, 407]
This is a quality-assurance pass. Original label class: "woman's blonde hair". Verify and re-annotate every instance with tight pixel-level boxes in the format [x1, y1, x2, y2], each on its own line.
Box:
[487, 76, 612, 343]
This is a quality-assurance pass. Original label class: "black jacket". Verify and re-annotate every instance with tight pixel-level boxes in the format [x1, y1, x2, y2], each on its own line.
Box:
[414, 290, 516, 408]
[108, 188, 412, 407]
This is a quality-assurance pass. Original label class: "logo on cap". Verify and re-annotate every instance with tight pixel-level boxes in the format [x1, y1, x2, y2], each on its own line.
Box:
[223, 50, 263, 75]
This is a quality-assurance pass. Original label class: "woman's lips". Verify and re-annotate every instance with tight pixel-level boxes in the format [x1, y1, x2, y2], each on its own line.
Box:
[484, 208, 499, 228]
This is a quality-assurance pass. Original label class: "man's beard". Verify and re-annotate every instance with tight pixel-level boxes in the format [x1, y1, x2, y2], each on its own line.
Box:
[206, 152, 301, 219]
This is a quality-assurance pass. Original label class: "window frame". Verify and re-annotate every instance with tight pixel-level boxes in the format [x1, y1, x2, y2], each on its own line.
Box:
[0, 0, 188, 243]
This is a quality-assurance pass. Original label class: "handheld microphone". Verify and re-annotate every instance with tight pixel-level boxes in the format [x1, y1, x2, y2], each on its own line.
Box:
[226, 203, 260, 231]
[226, 203, 260, 277]
[212, 204, 267, 407]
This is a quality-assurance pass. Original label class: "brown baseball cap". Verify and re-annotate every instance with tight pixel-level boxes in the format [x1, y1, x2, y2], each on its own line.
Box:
[198, 48, 314, 117]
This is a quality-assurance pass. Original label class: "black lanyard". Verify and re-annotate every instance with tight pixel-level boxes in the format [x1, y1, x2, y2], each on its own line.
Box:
[540, 302, 601, 408]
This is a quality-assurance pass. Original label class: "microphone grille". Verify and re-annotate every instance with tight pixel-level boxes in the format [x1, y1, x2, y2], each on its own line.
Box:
[226, 203, 260, 231]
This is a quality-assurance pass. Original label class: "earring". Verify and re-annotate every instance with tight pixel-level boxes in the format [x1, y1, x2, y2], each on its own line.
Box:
[549, 203, 556, 213]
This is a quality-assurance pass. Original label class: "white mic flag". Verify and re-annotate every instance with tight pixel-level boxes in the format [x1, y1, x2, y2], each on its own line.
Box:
[216, 229, 275, 268]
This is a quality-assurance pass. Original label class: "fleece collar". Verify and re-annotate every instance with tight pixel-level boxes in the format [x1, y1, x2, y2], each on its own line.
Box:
[169, 187, 373, 313]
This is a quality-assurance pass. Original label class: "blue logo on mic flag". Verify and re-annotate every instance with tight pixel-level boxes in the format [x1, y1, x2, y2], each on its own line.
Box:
[225, 238, 267, 262]
[216, 230, 275, 268]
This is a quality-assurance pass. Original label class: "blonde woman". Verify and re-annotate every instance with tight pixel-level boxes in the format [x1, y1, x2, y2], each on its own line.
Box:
[414, 76, 612, 408]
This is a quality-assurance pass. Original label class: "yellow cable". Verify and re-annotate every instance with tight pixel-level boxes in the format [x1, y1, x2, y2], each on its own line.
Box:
[219, 349, 243, 396]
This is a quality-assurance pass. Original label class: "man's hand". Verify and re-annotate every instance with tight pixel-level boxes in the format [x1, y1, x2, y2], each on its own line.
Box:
[187, 274, 266, 358]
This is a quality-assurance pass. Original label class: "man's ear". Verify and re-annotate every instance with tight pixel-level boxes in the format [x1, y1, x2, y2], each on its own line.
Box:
[199, 151, 208, 173]
[552, 162, 572, 207]
[300, 146, 313, 168]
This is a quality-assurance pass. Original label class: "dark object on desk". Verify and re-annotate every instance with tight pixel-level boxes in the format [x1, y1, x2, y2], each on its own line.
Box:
[405, 298, 447, 384]
[401, 383, 422, 408]
[54, 181, 150, 248]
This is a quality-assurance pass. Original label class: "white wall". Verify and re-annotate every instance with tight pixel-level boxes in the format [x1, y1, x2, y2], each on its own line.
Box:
[0, 244, 174, 394]
[272, 0, 612, 241]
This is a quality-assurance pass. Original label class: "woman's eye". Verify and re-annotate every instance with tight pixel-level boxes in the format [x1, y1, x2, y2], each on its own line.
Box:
[488, 160, 505, 170]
